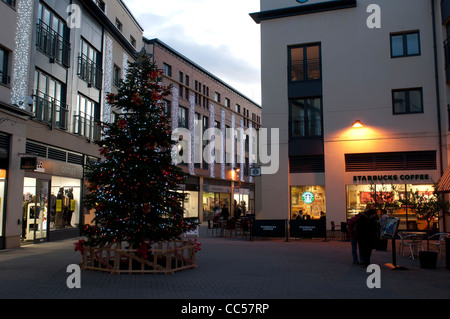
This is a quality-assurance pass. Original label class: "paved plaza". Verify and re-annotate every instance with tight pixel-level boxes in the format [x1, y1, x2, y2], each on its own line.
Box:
[0, 225, 449, 302]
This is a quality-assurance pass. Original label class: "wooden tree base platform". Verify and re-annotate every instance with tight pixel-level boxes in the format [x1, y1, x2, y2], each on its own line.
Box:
[80, 239, 198, 274]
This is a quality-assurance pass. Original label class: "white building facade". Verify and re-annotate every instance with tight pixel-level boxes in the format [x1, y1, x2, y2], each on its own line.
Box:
[252, 0, 450, 235]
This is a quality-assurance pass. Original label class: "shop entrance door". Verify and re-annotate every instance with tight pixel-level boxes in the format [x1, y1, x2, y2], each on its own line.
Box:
[23, 178, 50, 243]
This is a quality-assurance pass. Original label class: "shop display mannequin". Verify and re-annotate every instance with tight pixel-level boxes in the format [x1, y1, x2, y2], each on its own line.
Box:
[56, 188, 64, 228]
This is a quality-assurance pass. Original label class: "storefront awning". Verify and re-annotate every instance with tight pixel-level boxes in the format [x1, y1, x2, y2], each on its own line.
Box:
[436, 166, 450, 193]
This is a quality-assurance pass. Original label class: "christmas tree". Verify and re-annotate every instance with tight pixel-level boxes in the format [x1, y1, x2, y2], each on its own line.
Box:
[81, 51, 197, 249]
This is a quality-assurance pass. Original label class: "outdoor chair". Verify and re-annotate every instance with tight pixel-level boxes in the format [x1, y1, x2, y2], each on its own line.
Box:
[330, 221, 340, 240]
[225, 220, 237, 238]
[239, 218, 252, 240]
[340, 222, 349, 241]
[398, 232, 424, 260]
[206, 220, 219, 237]
[427, 232, 449, 256]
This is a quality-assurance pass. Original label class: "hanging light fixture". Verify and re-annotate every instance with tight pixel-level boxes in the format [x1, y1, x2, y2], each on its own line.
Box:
[352, 120, 364, 128]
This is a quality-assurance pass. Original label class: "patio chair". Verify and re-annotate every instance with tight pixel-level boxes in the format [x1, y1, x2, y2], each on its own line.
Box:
[206, 220, 219, 237]
[225, 220, 237, 238]
[428, 232, 449, 256]
[398, 232, 424, 260]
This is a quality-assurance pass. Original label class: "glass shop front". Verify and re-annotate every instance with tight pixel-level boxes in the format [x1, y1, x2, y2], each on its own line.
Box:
[347, 174, 437, 231]
[290, 185, 326, 220]
[22, 159, 83, 244]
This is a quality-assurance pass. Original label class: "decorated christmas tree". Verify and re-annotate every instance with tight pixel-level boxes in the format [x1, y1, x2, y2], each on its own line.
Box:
[80, 51, 197, 249]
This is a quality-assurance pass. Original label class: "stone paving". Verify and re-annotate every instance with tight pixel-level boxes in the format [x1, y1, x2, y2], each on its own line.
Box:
[0, 227, 449, 301]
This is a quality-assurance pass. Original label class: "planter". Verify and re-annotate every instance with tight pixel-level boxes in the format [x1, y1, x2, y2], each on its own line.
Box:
[419, 251, 438, 269]
[79, 239, 200, 274]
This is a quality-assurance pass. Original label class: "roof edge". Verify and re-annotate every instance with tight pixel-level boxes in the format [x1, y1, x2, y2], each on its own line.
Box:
[143, 37, 261, 109]
[250, 0, 357, 24]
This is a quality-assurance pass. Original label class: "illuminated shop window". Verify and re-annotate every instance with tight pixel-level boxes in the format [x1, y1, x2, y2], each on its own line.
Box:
[290, 185, 326, 220]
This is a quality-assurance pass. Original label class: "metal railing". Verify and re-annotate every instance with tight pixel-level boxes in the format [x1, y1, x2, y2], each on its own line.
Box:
[77, 54, 102, 89]
[36, 20, 71, 68]
[73, 112, 100, 141]
[33, 91, 68, 130]
[0, 71, 10, 86]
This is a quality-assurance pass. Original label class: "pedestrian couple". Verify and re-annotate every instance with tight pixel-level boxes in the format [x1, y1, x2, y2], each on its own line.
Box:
[347, 209, 378, 266]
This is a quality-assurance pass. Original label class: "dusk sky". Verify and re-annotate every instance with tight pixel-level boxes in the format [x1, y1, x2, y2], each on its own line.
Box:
[123, 0, 262, 104]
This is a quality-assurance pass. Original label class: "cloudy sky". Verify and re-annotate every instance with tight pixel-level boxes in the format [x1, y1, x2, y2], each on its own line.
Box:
[122, 0, 262, 104]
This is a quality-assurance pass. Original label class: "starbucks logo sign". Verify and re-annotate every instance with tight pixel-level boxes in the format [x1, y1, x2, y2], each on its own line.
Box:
[302, 191, 315, 204]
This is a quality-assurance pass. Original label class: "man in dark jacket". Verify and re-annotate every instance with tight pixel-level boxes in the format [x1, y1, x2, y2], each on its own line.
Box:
[355, 209, 378, 266]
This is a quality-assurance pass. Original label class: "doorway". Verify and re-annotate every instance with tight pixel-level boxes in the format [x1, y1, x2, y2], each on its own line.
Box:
[23, 178, 50, 244]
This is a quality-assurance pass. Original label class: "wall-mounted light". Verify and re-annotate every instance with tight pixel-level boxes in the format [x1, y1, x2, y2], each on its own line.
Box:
[352, 120, 364, 128]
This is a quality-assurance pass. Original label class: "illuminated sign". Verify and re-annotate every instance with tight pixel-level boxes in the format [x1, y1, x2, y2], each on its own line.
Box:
[353, 174, 431, 183]
[20, 157, 37, 170]
[302, 191, 315, 204]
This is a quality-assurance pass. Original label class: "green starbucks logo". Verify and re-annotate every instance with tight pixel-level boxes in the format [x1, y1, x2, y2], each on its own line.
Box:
[302, 191, 315, 204]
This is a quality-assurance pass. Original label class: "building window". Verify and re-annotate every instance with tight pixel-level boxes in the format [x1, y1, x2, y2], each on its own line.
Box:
[291, 186, 326, 220]
[390, 31, 420, 58]
[236, 104, 240, 113]
[289, 44, 321, 82]
[33, 69, 68, 129]
[130, 36, 136, 48]
[113, 65, 121, 87]
[0, 47, 10, 86]
[2, 0, 15, 8]
[215, 92, 221, 103]
[115, 18, 122, 32]
[289, 97, 322, 138]
[163, 63, 172, 77]
[392, 88, 423, 114]
[164, 100, 171, 117]
[178, 106, 188, 129]
[74, 94, 100, 140]
[36, 3, 71, 68]
[346, 184, 435, 231]
[93, 0, 105, 12]
[202, 116, 209, 169]
[78, 39, 102, 89]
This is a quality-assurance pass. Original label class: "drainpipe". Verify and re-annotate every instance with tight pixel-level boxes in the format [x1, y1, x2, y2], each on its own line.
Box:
[431, 0, 444, 176]
[431, 0, 446, 231]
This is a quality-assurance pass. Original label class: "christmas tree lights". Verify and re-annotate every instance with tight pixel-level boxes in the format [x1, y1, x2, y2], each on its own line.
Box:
[81, 51, 197, 248]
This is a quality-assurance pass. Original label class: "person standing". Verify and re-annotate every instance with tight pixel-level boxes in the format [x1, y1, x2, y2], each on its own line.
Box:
[347, 213, 362, 264]
[355, 209, 378, 266]
[221, 204, 230, 221]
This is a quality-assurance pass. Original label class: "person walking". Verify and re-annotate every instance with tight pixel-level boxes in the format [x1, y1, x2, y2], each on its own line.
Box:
[355, 209, 378, 266]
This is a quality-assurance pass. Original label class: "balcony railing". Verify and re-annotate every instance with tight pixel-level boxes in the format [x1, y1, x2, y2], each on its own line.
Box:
[73, 112, 100, 141]
[36, 20, 71, 68]
[33, 91, 68, 130]
[77, 54, 102, 89]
